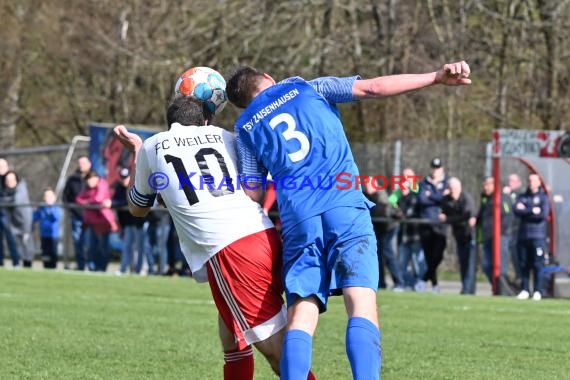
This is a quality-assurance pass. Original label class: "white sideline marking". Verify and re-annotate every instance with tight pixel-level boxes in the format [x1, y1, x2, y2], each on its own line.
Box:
[76, 294, 215, 306]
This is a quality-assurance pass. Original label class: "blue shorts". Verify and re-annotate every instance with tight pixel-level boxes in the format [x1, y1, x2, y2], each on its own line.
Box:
[282, 206, 378, 312]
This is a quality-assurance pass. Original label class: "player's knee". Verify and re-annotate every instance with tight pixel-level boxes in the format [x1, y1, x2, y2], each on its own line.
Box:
[343, 287, 379, 323]
[286, 297, 320, 334]
[254, 341, 281, 375]
[217, 317, 237, 351]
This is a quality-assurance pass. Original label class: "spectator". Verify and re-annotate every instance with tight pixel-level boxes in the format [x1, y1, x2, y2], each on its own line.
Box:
[62, 156, 92, 270]
[439, 177, 477, 295]
[165, 215, 186, 276]
[112, 168, 146, 275]
[33, 188, 63, 269]
[477, 177, 512, 286]
[417, 157, 449, 293]
[363, 179, 405, 291]
[144, 208, 168, 275]
[513, 173, 550, 301]
[76, 170, 118, 272]
[0, 158, 19, 267]
[394, 171, 426, 291]
[503, 173, 524, 282]
[2, 171, 34, 268]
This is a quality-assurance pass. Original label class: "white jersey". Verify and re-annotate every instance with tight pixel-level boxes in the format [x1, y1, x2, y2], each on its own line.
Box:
[129, 123, 274, 281]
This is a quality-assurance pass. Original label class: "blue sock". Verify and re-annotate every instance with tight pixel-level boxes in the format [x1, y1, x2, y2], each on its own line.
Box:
[346, 317, 382, 380]
[280, 329, 312, 380]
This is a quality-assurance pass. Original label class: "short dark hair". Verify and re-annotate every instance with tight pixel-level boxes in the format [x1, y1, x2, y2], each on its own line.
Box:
[3, 170, 19, 184]
[84, 170, 99, 180]
[166, 95, 214, 128]
[226, 66, 266, 109]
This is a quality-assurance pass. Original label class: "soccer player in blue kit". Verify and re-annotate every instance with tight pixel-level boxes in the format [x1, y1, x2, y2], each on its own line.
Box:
[227, 61, 471, 379]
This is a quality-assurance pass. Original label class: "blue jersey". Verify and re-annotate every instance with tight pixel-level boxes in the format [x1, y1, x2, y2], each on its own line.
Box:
[235, 77, 371, 233]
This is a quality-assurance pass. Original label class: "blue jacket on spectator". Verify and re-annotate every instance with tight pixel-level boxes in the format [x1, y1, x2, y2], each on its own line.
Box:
[417, 175, 449, 235]
[513, 188, 549, 240]
[33, 205, 62, 238]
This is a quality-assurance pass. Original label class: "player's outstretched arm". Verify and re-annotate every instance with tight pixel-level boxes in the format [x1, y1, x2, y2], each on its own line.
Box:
[353, 60, 471, 99]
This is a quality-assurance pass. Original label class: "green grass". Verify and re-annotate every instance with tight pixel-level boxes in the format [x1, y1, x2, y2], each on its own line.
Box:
[1, 269, 569, 379]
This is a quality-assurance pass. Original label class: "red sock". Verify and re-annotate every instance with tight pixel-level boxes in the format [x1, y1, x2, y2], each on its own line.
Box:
[308, 370, 317, 380]
[223, 346, 254, 380]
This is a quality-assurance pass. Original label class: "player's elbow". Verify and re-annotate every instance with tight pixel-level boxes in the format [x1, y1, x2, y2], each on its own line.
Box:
[354, 79, 390, 99]
[128, 203, 149, 218]
[243, 185, 265, 204]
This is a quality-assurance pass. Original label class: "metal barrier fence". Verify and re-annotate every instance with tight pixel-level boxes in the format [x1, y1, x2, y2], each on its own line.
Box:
[0, 200, 471, 274]
[0, 202, 172, 271]
[0, 139, 536, 273]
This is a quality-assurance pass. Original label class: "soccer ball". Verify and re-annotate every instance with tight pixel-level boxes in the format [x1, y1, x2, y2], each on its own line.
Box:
[174, 67, 228, 115]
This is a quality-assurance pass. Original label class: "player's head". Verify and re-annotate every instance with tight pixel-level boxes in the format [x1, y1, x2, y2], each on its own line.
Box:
[447, 177, 462, 199]
[84, 170, 100, 188]
[3, 170, 18, 189]
[166, 95, 214, 128]
[483, 176, 494, 195]
[226, 66, 275, 109]
[77, 155, 92, 174]
[0, 157, 9, 176]
[508, 173, 522, 190]
[528, 173, 541, 192]
[43, 187, 57, 205]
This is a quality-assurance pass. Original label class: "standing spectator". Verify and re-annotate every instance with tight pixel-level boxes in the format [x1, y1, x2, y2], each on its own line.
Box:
[439, 178, 477, 295]
[144, 208, 167, 275]
[477, 177, 512, 286]
[363, 179, 405, 291]
[62, 156, 92, 270]
[76, 170, 118, 272]
[164, 215, 183, 276]
[394, 173, 426, 291]
[33, 188, 63, 269]
[388, 167, 420, 209]
[417, 158, 449, 293]
[112, 168, 145, 275]
[513, 173, 550, 301]
[503, 173, 524, 282]
[0, 158, 19, 267]
[2, 171, 34, 267]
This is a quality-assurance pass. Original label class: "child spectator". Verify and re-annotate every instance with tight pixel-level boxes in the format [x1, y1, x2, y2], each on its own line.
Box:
[33, 188, 62, 269]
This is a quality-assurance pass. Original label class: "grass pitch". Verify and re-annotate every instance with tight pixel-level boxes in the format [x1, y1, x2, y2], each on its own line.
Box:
[1, 269, 569, 379]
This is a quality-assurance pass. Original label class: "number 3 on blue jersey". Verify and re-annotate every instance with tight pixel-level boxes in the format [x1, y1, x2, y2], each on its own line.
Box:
[269, 113, 310, 162]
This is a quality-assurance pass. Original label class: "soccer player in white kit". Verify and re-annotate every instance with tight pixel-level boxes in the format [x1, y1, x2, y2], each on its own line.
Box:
[113, 95, 298, 379]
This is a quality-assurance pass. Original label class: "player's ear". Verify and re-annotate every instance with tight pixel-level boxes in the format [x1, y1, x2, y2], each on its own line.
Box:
[263, 73, 276, 85]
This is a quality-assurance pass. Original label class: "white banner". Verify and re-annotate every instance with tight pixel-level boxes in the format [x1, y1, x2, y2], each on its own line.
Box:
[493, 129, 568, 158]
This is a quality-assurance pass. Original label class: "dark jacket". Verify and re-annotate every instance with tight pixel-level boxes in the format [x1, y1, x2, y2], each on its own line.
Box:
[513, 188, 550, 240]
[62, 170, 85, 218]
[397, 190, 420, 243]
[477, 193, 512, 241]
[364, 189, 398, 235]
[112, 182, 145, 228]
[507, 189, 523, 235]
[417, 175, 449, 236]
[440, 191, 476, 244]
